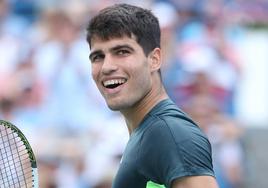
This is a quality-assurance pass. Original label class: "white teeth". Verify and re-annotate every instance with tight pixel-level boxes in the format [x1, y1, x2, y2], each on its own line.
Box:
[103, 79, 126, 87]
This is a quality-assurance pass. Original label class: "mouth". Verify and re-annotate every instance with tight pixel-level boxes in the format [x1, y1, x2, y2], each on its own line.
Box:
[102, 78, 127, 89]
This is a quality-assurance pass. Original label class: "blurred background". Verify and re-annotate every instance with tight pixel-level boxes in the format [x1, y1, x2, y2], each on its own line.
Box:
[0, 0, 268, 187]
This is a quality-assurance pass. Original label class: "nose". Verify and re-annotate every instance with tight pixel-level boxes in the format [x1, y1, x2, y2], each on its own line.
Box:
[101, 54, 118, 75]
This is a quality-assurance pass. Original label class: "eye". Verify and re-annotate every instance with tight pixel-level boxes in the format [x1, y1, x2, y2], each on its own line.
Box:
[116, 49, 130, 56]
[91, 54, 104, 63]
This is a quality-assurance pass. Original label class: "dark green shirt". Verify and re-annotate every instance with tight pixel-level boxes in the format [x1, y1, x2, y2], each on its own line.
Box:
[112, 99, 215, 188]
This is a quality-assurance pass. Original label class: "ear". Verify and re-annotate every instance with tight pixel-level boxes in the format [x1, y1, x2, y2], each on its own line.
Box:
[148, 48, 162, 73]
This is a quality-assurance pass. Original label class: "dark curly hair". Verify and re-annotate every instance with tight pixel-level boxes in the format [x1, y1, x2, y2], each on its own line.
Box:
[86, 3, 161, 56]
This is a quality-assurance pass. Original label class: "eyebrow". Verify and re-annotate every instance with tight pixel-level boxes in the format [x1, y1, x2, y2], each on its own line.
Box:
[110, 44, 134, 52]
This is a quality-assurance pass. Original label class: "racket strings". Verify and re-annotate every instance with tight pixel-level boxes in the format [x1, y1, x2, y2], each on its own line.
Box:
[1, 152, 30, 165]
[0, 157, 32, 172]
[1, 169, 33, 185]
[0, 125, 33, 188]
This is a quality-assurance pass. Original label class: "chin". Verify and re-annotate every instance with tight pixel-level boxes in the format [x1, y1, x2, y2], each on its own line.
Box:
[107, 105, 120, 111]
[106, 101, 131, 111]
[106, 101, 122, 111]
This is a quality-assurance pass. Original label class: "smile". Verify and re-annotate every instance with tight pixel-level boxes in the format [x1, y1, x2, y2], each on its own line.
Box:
[102, 78, 127, 89]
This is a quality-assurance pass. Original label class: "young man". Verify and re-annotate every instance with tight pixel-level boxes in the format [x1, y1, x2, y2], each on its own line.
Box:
[86, 3, 219, 188]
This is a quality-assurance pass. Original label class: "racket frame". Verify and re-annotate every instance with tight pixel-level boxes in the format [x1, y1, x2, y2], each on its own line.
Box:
[0, 119, 38, 188]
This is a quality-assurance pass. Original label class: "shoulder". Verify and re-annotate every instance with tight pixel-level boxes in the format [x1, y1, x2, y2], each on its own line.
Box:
[138, 113, 215, 187]
[143, 99, 206, 142]
[142, 112, 209, 147]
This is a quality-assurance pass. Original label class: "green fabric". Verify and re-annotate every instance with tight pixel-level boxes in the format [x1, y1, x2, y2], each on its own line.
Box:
[146, 181, 165, 188]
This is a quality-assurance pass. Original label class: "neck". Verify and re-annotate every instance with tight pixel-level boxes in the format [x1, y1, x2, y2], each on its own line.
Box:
[121, 84, 168, 135]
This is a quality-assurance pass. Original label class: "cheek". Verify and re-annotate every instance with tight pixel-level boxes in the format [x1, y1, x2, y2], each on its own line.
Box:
[133, 62, 152, 87]
[91, 64, 100, 82]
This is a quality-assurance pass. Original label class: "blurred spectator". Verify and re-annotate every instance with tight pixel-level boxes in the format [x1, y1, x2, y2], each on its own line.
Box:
[152, 1, 185, 102]
[0, 0, 22, 73]
[174, 43, 239, 114]
[162, 0, 242, 115]
[183, 94, 245, 188]
[0, 0, 31, 36]
[11, 0, 38, 23]
[32, 10, 109, 133]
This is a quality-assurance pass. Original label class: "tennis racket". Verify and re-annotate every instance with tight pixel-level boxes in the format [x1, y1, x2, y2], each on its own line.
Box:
[0, 119, 38, 188]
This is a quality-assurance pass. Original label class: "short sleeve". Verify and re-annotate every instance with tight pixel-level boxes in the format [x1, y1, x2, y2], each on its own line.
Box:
[137, 117, 215, 188]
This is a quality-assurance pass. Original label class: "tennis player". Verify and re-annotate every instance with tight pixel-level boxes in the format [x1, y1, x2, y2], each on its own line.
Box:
[86, 3, 219, 188]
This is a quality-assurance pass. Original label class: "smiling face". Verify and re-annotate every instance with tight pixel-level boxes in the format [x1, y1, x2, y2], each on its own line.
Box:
[90, 35, 156, 111]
